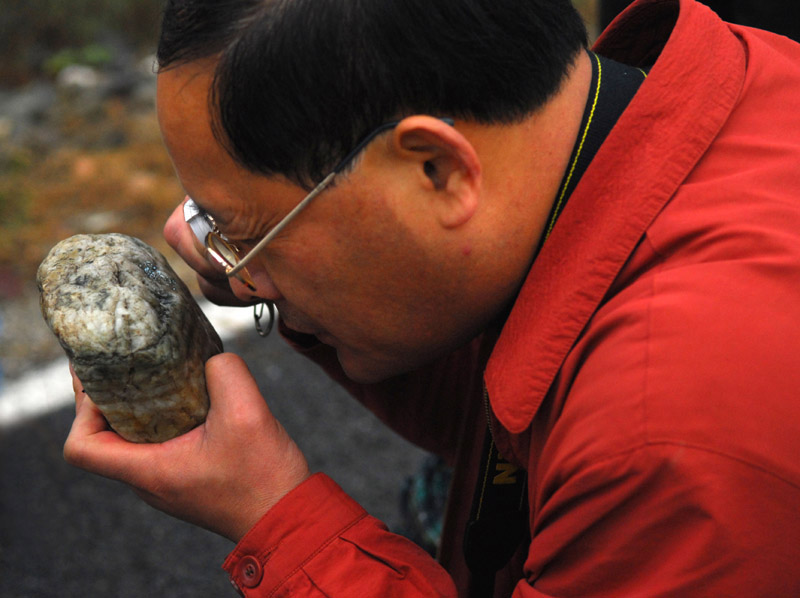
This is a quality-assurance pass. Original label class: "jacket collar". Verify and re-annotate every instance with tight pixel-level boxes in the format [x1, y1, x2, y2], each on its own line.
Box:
[484, 0, 746, 434]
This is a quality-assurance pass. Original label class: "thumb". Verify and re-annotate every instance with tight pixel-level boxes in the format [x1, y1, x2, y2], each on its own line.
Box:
[201, 352, 311, 527]
[205, 352, 265, 409]
[202, 352, 281, 436]
[206, 352, 255, 390]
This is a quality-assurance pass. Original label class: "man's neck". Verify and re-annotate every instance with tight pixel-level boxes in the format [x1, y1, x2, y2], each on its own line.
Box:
[462, 49, 593, 272]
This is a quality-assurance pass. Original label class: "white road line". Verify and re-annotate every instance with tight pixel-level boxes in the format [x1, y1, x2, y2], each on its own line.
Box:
[0, 301, 254, 428]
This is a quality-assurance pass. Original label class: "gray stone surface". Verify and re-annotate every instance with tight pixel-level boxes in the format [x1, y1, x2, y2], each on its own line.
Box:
[37, 234, 223, 442]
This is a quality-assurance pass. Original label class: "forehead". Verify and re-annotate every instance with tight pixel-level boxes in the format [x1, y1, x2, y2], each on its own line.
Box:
[157, 64, 255, 221]
[156, 62, 226, 184]
[156, 63, 308, 229]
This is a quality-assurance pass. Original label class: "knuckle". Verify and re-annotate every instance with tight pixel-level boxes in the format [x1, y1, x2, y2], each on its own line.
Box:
[62, 437, 87, 467]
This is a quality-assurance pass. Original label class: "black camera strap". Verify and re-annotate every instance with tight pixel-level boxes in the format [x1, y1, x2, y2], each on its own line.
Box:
[464, 50, 648, 597]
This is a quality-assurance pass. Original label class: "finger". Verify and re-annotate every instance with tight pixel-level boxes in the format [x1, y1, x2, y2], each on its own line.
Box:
[202, 353, 285, 438]
[205, 353, 265, 410]
[163, 200, 225, 281]
[63, 394, 165, 488]
[63, 393, 124, 476]
[68, 362, 90, 415]
[69, 362, 81, 395]
[68, 393, 110, 438]
[164, 201, 251, 307]
[203, 352, 311, 529]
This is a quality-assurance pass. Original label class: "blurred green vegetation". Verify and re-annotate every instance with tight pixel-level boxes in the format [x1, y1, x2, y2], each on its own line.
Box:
[43, 44, 115, 77]
[0, 0, 163, 85]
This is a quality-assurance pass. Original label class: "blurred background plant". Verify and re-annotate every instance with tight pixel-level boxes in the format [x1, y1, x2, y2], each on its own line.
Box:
[43, 44, 115, 78]
[1, 0, 163, 84]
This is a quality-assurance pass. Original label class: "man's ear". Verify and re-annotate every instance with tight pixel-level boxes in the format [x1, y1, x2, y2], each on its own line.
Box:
[392, 116, 481, 229]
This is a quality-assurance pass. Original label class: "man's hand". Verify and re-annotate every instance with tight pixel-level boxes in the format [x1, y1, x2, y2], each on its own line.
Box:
[163, 199, 250, 307]
[64, 353, 311, 542]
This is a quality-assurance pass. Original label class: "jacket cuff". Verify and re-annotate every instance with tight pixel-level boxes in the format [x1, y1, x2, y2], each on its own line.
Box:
[222, 473, 368, 596]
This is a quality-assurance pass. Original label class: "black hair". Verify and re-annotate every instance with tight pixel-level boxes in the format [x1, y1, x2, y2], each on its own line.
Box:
[157, 0, 587, 187]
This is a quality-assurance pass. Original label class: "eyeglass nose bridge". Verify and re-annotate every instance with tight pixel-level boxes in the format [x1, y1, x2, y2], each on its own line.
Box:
[205, 232, 257, 292]
[184, 198, 276, 337]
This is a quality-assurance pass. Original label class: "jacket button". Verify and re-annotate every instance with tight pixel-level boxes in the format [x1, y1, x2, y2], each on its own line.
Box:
[238, 555, 263, 588]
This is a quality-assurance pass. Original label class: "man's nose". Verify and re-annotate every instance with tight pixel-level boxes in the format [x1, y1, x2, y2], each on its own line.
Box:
[228, 267, 284, 304]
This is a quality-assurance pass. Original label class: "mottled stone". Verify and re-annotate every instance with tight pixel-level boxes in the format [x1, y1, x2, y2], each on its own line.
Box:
[37, 233, 223, 442]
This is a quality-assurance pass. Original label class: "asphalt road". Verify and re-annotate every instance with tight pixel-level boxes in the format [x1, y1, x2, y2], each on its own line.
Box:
[0, 328, 430, 597]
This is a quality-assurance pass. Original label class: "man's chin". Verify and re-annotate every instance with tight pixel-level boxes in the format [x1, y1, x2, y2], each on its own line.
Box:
[335, 346, 430, 385]
[336, 349, 403, 385]
[338, 360, 392, 385]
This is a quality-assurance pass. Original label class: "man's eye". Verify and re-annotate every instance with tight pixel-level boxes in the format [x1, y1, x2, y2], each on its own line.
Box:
[227, 236, 260, 248]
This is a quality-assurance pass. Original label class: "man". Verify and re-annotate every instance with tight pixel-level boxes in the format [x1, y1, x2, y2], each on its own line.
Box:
[64, 0, 800, 595]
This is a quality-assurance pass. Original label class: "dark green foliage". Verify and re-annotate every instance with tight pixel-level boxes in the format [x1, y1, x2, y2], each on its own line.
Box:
[0, 0, 163, 84]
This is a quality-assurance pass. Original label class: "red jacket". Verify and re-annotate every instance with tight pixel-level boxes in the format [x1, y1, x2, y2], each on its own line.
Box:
[224, 0, 800, 595]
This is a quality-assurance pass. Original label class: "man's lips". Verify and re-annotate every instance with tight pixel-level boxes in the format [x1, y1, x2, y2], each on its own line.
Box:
[289, 325, 335, 346]
[283, 321, 316, 336]
[281, 318, 321, 338]
[279, 310, 334, 345]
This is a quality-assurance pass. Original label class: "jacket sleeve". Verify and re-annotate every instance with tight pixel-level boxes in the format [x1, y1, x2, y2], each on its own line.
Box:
[223, 473, 457, 597]
[506, 443, 800, 597]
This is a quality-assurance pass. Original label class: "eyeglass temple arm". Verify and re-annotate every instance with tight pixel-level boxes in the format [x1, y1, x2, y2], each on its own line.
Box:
[225, 123, 395, 277]
[226, 117, 454, 277]
[227, 171, 336, 276]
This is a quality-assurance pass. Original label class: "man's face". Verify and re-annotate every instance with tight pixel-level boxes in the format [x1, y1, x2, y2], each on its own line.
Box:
[156, 62, 491, 383]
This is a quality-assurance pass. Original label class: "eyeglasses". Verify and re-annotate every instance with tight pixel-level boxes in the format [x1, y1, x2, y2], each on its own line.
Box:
[184, 117, 454, 336]
[184, 199, 278, 336]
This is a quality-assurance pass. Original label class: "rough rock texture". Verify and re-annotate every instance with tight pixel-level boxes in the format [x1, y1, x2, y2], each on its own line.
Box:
[37, 233, 223, 442]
